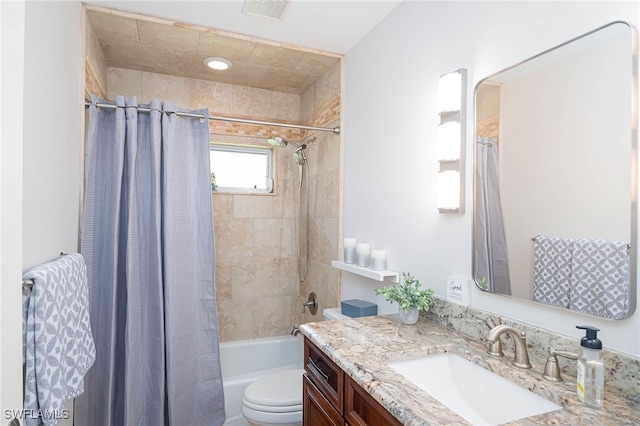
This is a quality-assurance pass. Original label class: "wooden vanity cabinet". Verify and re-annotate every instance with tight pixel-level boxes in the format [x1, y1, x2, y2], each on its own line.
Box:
[344, 375, 401, 426]
[303, 337, 402, 426]
[303, 375, 343, 426]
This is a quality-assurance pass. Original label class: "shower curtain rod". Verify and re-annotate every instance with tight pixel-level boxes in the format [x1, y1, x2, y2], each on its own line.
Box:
[85, 101, 341, 135]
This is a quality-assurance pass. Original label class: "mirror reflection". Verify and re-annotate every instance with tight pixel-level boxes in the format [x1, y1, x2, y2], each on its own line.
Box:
[473, 22, 636, 320]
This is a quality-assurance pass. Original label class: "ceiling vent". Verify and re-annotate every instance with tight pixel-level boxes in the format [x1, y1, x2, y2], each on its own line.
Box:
[242, 0, 291, 21]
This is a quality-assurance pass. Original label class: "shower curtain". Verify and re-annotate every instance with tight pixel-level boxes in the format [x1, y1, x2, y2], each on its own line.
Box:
[75, 95, 225, 425]
[474, 137, 511, 295]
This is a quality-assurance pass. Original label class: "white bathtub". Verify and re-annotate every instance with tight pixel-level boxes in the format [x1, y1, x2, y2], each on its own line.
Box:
[221, 335, 304, 425]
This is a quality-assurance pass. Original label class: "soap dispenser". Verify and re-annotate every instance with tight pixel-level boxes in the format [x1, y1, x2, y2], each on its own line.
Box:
[576, 325, 604, 408]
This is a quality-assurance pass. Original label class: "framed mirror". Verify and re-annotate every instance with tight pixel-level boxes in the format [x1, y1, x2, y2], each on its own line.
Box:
[473, 21, 637, 320]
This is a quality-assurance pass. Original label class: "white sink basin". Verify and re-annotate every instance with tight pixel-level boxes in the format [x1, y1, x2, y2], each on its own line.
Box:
[388, 353, 561, 425]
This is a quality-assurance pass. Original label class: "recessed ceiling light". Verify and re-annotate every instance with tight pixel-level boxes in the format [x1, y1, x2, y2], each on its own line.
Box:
[203, 57, 233, 71]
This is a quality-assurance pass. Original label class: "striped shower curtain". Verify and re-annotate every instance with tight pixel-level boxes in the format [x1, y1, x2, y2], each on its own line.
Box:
[75, 95, 225, 425]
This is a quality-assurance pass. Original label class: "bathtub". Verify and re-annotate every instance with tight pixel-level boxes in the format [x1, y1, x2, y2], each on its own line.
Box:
[221, 335, 304, 425]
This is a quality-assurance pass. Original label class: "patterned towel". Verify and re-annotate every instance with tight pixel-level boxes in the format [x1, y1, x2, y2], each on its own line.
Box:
[533, 236, 574, 309]
[570, 239, 630, 320]
[22, 253, 96, 425]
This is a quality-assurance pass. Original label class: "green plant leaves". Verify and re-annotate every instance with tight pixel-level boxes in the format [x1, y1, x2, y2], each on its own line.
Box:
[374, 272, 435, 313]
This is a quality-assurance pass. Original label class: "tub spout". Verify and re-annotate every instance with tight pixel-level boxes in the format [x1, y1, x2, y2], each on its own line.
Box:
[291, 325, 300, 336]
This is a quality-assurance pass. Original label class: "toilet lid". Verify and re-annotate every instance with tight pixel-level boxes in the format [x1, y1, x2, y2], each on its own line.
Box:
[243, 369, 304, 408]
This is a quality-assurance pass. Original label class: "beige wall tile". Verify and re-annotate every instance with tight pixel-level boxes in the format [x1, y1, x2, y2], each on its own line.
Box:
[254, 296, 295, 338]
[212, 193, 233, 219]
[310, 169, 340, 219]
[309, 218, 339, 264]
[231, 257, 297, 300]
[141, 71, 191, 106]
[253, 218, 295, 259]
[85, 19, 108, 94]
[106, 64, 340, 343]
[272, 178, 296, 219]
[232, 86, 300, 122]
[300, 88, 315, 124]
[215, 258, 233, 301]
[107, 68, 142, 100]
[233, 195, 273, 218]
[214, 217, 254, 259]
[217, 299, 254, 341]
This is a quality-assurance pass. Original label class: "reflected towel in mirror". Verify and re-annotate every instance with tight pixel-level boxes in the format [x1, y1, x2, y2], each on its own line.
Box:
[570, 238, 630, 320]
[533, 236, 573, 309]
[533, 236, 630, 319]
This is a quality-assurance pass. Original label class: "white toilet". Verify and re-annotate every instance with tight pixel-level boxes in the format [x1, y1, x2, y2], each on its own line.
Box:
[240, 308, 349, 426]
[241, 368, 305, 426]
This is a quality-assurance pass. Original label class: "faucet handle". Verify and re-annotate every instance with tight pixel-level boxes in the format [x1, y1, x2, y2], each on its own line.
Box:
[302, 292, 318, 314]
[542, 348, 578, 382]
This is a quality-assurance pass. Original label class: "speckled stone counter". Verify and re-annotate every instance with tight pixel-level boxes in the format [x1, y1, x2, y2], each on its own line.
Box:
[300, 314, 640, 425]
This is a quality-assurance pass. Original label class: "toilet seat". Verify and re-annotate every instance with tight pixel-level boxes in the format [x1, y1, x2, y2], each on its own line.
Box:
[243, 369, 304, 407]
[242, 369, 304, 425]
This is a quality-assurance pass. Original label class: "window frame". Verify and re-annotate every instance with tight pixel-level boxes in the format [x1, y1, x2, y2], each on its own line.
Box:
[209, 142, 274, 194]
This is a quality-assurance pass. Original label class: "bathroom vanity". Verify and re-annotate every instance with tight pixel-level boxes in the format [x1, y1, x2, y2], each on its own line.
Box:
[300, 313, 640, 425]
[303, 336, 401, 426]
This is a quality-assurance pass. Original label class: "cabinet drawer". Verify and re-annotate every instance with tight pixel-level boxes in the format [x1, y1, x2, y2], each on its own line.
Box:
[345, 375, 402, 426]
[303, 375, 344, 426]
[304, 337, 344, 414]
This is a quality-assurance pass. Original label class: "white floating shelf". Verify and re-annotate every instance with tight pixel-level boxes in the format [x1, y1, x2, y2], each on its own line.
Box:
[331, 260, 400, 283]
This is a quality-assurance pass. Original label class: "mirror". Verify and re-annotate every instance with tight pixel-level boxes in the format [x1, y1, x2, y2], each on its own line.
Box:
[473, 22, 637, 320]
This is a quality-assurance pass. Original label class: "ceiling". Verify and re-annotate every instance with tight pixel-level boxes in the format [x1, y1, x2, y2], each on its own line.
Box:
[86, 1, 402, 95]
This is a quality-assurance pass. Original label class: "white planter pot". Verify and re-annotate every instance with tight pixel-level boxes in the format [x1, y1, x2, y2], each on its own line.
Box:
[398, 306, 419, 325]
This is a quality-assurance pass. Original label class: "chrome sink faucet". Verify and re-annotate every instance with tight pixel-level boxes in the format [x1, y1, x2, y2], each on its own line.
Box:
[486, 324, 532, 369]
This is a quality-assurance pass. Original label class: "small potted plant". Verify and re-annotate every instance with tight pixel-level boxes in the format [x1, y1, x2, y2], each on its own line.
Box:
[375, 272, 435, 325]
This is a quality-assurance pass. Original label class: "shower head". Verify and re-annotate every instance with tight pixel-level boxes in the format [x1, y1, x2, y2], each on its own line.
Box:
[268, 135, 317, 166]
[267, 136, 288, 147]
[294, 147, 307, 166]
[267, 136, 302, 149]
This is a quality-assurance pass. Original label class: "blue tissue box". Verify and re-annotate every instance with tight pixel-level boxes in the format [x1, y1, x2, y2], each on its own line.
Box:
[341, 299, 378, 318]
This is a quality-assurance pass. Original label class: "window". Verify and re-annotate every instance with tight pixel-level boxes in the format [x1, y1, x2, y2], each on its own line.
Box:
[209, 144, 274, 193]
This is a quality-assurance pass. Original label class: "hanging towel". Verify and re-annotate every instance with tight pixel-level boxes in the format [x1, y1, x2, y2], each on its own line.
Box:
[570, 238, 630, 319]
[533, 236, 573, 309]
[22, 253, 96, 426]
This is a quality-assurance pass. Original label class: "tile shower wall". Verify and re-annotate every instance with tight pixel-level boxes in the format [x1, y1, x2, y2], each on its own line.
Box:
[107, 63, 341, 341]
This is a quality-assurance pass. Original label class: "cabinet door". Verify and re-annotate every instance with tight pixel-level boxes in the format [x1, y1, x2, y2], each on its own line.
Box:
[344, 375, 402, 426]
[303, 374, 344, 426]
[304, 337, 344, 414]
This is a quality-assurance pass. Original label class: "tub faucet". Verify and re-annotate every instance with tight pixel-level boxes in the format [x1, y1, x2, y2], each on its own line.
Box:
[486, 324, 532, 369]
[291, 325, 300, 336]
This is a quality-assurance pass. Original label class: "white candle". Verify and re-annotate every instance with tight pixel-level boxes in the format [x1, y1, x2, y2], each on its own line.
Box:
[371, 250, 386, 271]
[356, 243, 371, 267]
[343, 238, 357, 264]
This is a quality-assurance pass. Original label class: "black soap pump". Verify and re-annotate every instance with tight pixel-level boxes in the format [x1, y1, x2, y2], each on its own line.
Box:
[576, 325, 604, 408]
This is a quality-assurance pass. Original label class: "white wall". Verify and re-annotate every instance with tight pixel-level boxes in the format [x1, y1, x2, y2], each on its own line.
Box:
[0, 0, 82, 423]
[23, 0, 82, 270]
[343, 1, 640, 357]
[1, 1, 26, 420]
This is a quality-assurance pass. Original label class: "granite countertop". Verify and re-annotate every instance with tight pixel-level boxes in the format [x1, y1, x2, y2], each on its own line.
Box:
[299, 314, 639, 426]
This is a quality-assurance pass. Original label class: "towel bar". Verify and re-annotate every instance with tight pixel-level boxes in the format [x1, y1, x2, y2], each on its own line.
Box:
[530, 236, 630, 249]
[22, 252, 69, 288]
